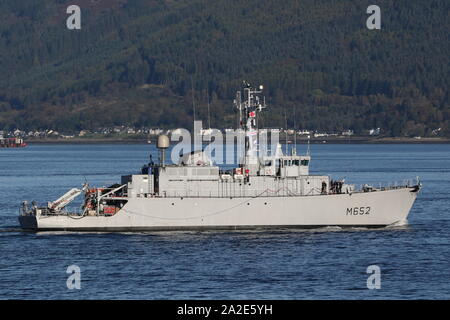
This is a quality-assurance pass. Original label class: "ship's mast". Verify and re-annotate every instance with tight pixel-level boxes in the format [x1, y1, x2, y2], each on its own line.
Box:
[234, 81, 266, 173]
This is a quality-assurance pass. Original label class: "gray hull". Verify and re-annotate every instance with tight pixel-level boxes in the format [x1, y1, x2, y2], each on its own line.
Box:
[19, 187, 419, 231]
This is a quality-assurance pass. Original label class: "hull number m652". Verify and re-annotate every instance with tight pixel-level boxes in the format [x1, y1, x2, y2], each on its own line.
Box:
[347, 207, 371, 215]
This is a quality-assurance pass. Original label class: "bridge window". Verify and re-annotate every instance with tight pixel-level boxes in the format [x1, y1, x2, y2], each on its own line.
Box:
[301, 160, 310, 166]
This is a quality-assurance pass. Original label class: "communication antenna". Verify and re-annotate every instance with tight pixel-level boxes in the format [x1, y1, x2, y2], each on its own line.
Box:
[191, 76, 196, 122]
[234, 90, 242, 128]
[206, 87, 211, 129]
[284, 107, 288, 155]
[292, 105, 297, 156]
[307, 135, 311, 156]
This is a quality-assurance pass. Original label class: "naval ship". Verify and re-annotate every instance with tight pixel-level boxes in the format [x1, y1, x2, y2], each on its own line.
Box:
[19, 83, 421, 231]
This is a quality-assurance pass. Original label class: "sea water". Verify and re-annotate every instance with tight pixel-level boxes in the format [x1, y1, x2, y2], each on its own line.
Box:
[0, 143, 449, 299]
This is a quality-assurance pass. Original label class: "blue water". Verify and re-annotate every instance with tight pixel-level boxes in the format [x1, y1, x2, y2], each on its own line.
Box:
[0, 143, 449, 299]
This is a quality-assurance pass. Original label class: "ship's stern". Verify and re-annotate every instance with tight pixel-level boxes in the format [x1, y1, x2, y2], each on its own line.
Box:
[18, 215, 38, 230]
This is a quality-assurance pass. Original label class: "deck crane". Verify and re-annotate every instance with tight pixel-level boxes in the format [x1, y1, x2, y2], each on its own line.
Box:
[47, 184, 88, 212]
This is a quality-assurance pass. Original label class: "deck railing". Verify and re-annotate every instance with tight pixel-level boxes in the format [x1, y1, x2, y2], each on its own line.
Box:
[154, 179, 418, 199]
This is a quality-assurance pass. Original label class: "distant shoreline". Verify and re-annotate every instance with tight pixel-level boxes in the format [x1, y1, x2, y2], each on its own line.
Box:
[25, 137, 450, 145]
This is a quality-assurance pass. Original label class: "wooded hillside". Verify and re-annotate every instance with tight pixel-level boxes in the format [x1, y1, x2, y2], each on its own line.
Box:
[0, 0, 448, 136]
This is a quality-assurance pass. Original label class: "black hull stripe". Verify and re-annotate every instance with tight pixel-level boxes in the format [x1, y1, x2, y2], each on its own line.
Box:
[20, 224, 390, 232]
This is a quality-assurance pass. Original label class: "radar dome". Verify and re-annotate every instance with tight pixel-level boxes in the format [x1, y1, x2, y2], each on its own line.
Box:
[157, 135, 170, 149]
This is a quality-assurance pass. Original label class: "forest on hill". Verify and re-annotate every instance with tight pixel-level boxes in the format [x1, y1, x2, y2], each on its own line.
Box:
[0, 0, 448, 136]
